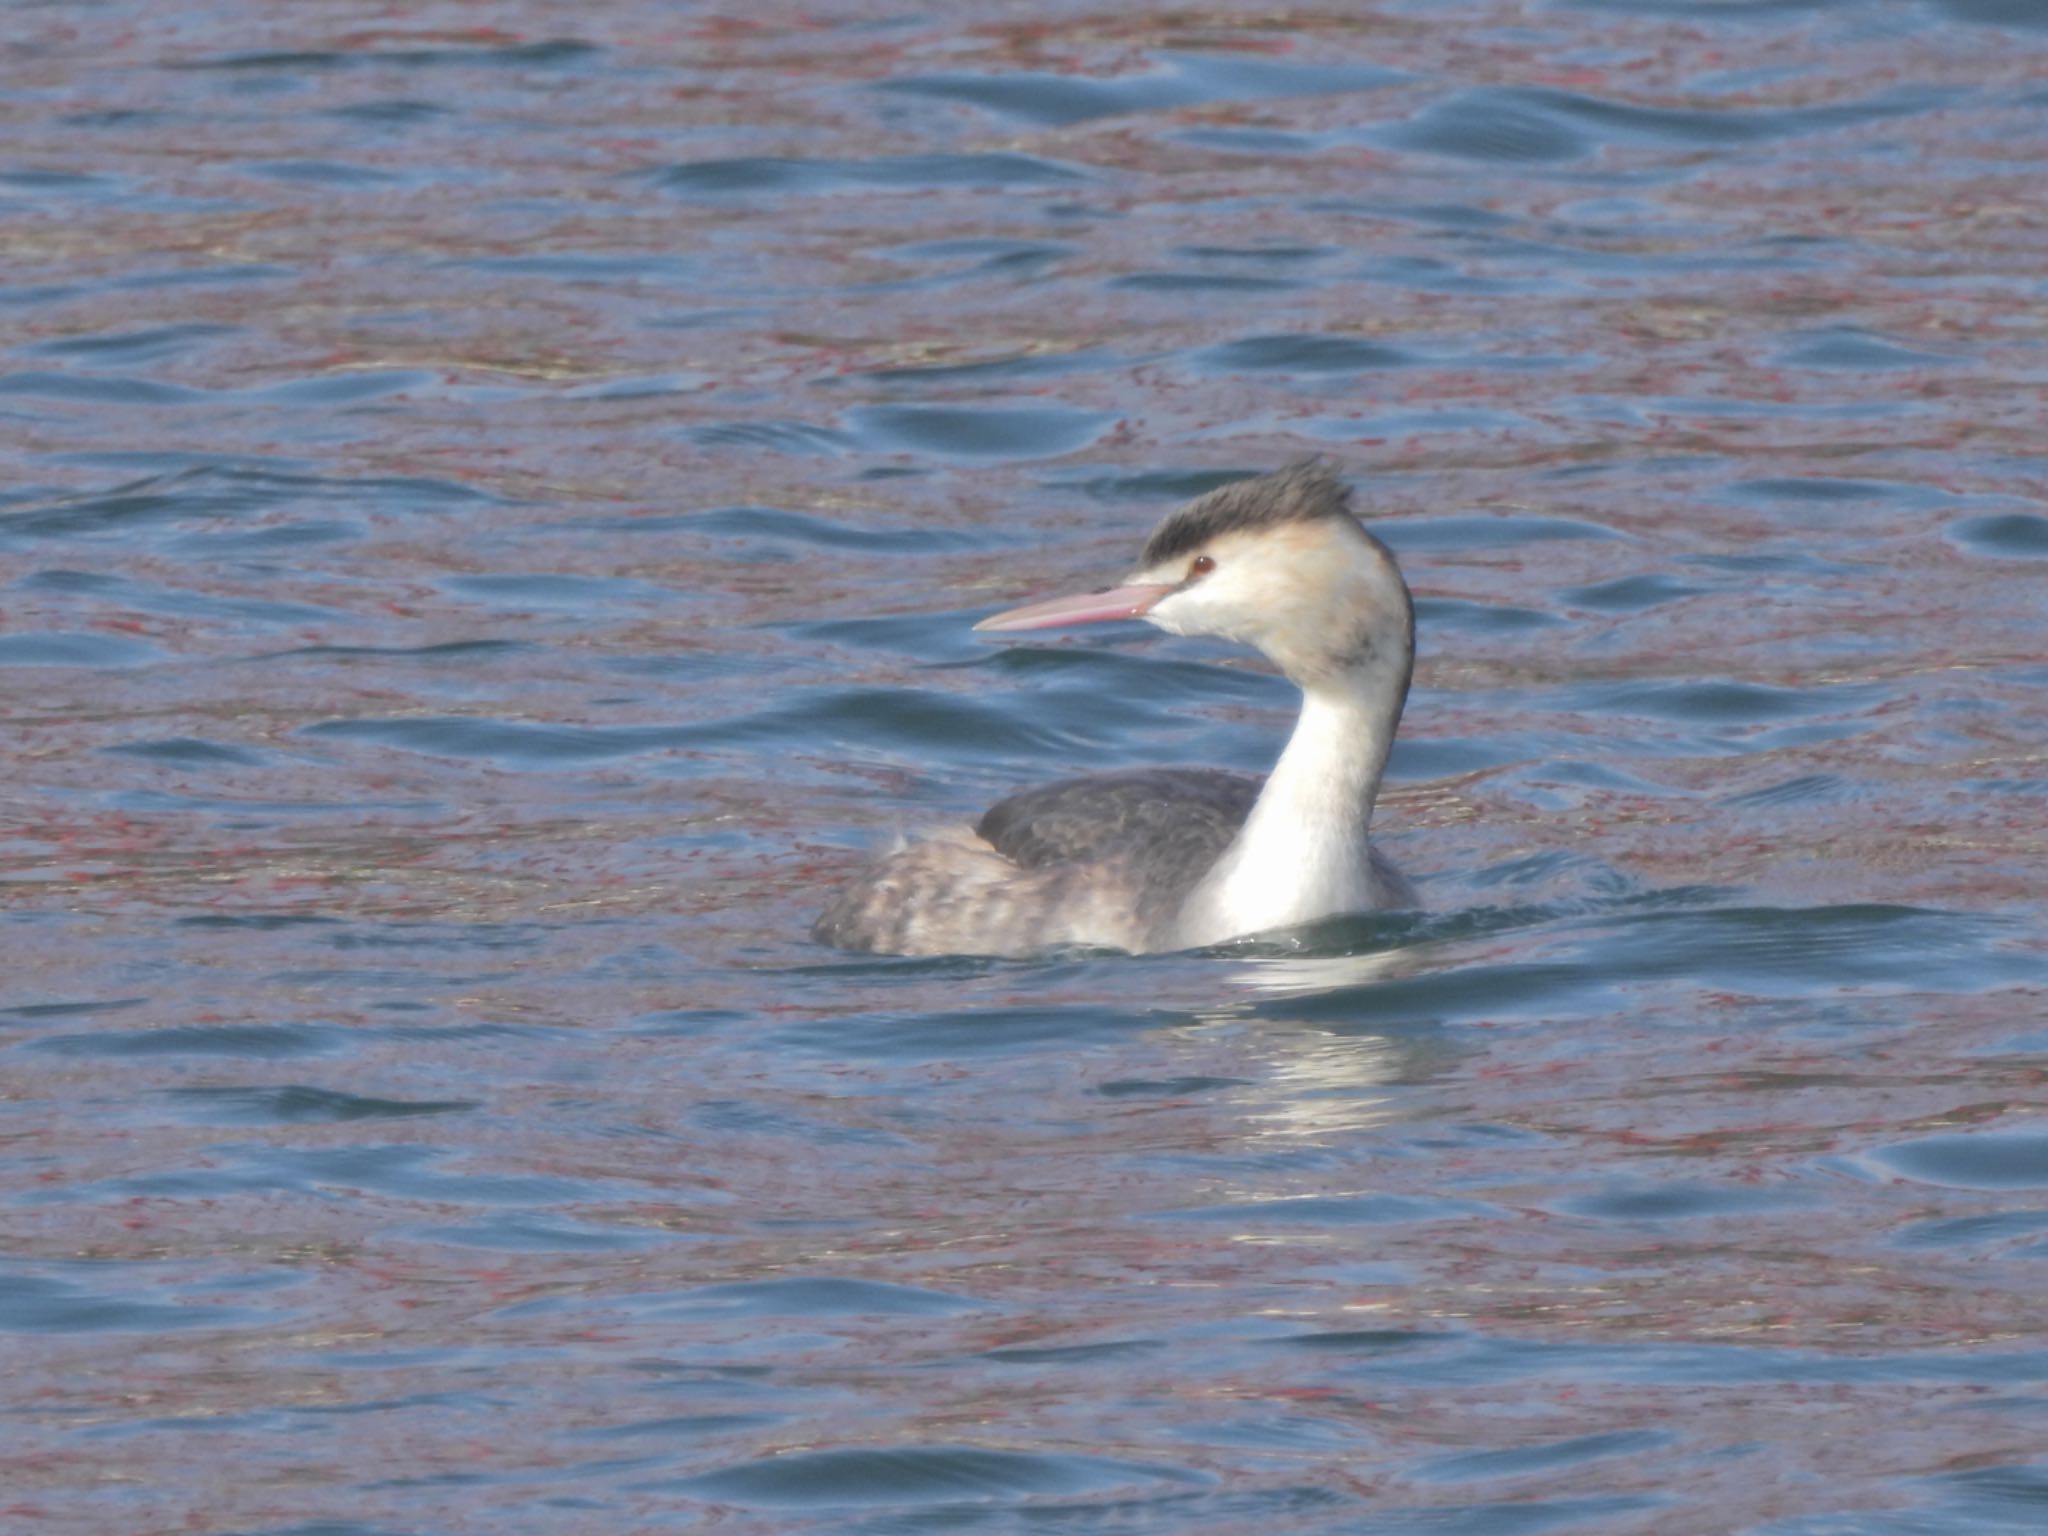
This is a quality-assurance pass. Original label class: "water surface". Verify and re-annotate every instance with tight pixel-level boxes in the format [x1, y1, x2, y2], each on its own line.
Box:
[4, 3, 2047, 1533]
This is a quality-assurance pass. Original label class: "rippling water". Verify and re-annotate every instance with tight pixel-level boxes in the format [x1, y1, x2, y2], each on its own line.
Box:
[5, 3, 2047, 1532]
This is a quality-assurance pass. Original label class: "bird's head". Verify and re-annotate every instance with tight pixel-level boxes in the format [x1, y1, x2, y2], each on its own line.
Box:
[977, 462, 1413, 691]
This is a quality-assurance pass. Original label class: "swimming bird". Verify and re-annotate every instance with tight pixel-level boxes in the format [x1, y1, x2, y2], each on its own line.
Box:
[814, 462, 1417, 956]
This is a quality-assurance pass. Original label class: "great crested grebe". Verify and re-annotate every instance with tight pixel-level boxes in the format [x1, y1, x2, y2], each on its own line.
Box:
[814, 463, 1417, 956]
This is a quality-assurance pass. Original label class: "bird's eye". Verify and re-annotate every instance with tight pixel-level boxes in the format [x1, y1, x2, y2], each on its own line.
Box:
[1190, 554, 1216, 578]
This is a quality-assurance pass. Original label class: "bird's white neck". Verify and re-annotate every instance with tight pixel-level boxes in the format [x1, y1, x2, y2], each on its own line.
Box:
[1175, 665, 1402, 948]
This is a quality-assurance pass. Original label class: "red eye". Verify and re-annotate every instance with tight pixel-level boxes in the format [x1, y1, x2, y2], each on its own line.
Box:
[1190, 554, 1215, 577]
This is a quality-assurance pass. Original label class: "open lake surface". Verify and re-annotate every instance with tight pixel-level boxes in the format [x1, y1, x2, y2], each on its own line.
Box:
[4, 2, 2047, 1532]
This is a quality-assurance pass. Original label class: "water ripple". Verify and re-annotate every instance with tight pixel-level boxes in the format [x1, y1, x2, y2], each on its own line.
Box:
[878, 53, 1404, 128]
[651, 153, 1086, 198]
[678, 1444, 1208, 1508]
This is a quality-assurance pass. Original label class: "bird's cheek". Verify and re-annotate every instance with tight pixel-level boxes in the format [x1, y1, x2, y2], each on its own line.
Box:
[1152, 590, 1219, 637]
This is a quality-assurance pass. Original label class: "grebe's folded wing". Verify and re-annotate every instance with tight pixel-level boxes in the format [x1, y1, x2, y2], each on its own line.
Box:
[975, 767, 1260, 871]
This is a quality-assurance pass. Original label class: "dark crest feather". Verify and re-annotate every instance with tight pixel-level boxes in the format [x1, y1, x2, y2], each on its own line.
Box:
[1140, 460, 1354, 568]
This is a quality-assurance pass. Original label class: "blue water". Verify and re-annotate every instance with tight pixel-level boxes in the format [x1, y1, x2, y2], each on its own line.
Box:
[4, 2, 2047, 1532]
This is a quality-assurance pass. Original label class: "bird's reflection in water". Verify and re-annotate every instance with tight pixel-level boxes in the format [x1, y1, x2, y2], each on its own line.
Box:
[1168, 936, 1445, 1144]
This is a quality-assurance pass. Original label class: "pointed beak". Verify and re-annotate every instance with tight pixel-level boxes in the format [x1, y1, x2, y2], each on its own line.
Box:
[973, 582, 1175, 633]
